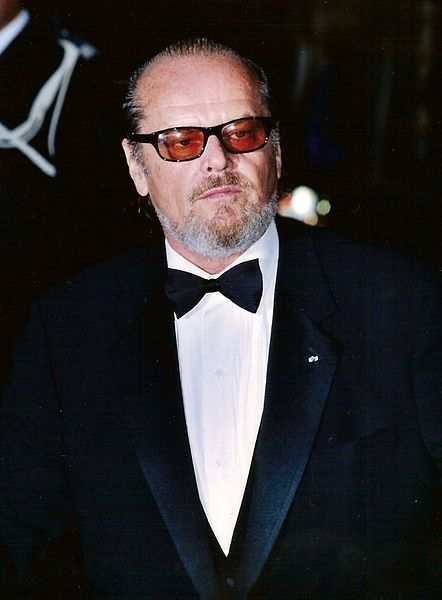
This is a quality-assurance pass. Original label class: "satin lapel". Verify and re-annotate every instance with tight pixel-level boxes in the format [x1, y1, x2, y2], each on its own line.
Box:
[111, 249, 219, 599]
[238, 224, 343, 592]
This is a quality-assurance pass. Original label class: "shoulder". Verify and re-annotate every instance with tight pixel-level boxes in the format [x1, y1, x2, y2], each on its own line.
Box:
[7, 15, 94, 62]
[276, 215, 441, 310]
[38, 245, 161, 324]
[27, 15, 98, 60]
[56, 25, 97, 61]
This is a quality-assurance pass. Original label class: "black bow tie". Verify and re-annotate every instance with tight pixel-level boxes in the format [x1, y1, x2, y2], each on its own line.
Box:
[165, 259, 263, 318]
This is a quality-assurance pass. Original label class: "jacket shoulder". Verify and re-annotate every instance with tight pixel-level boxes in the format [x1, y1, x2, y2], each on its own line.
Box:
[277, 215, 441, 312]
[37, 247, 158, 325]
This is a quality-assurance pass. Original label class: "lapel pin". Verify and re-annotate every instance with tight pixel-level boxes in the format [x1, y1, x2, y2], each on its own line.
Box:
[308, 354, 319, 363]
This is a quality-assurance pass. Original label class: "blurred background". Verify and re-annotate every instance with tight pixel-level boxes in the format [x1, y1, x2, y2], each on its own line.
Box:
[1, 0, 441, 376]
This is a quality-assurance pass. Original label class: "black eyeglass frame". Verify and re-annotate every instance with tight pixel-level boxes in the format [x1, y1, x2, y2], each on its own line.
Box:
[127, 116, 275, 162]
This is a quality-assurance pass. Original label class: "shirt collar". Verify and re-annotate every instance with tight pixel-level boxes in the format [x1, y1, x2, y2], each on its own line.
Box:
[165, 220, 279, 312]
[0, 9, 30, 56]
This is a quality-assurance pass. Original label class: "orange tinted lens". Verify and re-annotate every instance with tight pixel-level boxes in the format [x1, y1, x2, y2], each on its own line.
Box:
[222, 119, 267, 153]
[158, 128, 204, 161]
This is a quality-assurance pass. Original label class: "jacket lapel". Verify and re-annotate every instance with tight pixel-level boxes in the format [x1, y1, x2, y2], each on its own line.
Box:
[238, 222, 343, 592]
[110, 245, 219, 599]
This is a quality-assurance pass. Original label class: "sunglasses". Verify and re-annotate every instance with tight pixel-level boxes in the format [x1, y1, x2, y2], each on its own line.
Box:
[128, 116, 274, 162]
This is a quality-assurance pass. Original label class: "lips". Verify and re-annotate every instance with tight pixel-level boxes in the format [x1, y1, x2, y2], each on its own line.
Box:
[198, 185, 243, 200]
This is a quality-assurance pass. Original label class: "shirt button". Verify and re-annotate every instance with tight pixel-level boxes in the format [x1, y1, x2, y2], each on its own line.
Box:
[225, 576, 235, 588]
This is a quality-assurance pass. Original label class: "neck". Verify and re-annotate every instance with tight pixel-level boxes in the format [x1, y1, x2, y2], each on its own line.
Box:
[0, 2, 23, 30]
[166, 235, 244, 275]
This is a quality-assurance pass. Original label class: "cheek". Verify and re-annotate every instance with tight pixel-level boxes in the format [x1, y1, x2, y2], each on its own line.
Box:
[147, 162, 172, 199]
[243, 147, 278, 183]
[148, 166, 192, 220]
[251, 159, 278, 198]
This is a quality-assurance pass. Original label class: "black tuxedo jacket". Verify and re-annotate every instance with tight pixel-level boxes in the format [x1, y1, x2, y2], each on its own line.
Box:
[1, 218, 441, 599]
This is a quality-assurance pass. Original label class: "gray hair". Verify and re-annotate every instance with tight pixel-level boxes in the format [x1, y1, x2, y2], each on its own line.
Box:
[123, 37, 274, 135]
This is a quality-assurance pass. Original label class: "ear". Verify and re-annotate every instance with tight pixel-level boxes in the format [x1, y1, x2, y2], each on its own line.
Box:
[274, 142, 282, 180]
[121, 139, 149, 196]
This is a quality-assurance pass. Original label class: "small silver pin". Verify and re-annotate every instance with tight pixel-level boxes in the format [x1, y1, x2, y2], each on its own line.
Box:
[308, 354, 319, 363]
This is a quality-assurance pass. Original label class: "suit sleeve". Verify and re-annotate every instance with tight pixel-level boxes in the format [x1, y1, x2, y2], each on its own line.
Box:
[412, 268, 442, 482]
[0, 299, 70, 592]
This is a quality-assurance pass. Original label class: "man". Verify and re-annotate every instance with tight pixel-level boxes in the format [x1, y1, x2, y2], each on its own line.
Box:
[1, 38, 441, 599]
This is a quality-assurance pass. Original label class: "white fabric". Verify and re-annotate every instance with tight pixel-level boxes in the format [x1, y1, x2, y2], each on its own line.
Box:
[166, 220, 279, 555]
[0, 9, 29, 56]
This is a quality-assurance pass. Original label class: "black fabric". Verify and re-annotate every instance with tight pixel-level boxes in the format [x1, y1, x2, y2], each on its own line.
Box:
[207, 464, 256, 599]
[165, 258, 263, 318]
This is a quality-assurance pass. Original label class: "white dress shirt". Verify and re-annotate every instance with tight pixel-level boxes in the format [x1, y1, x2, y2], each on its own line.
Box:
[166, 220, 279, 555]
[0, 9, 29, 56]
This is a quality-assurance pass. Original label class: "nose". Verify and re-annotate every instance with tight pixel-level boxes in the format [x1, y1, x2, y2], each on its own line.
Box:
[201, 134, 231, 172]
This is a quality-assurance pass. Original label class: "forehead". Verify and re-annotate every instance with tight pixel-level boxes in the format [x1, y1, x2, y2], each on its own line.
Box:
[136, 55, 268, 131]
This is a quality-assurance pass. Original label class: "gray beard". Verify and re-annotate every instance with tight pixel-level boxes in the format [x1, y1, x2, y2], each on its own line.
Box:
[154, 191, 278, 258]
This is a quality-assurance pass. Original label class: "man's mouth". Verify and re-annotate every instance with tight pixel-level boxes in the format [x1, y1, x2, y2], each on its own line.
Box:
[198, 185, 243, 200]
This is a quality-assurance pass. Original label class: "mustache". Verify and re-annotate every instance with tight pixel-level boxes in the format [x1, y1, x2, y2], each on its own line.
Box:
[190, 173, 252, 203]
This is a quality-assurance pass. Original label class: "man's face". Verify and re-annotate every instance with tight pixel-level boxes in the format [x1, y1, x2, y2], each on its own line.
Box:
[123, 55, 281, 258]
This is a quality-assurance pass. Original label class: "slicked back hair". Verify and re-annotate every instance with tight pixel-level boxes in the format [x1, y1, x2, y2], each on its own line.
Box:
[123, 38, 273, 136]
